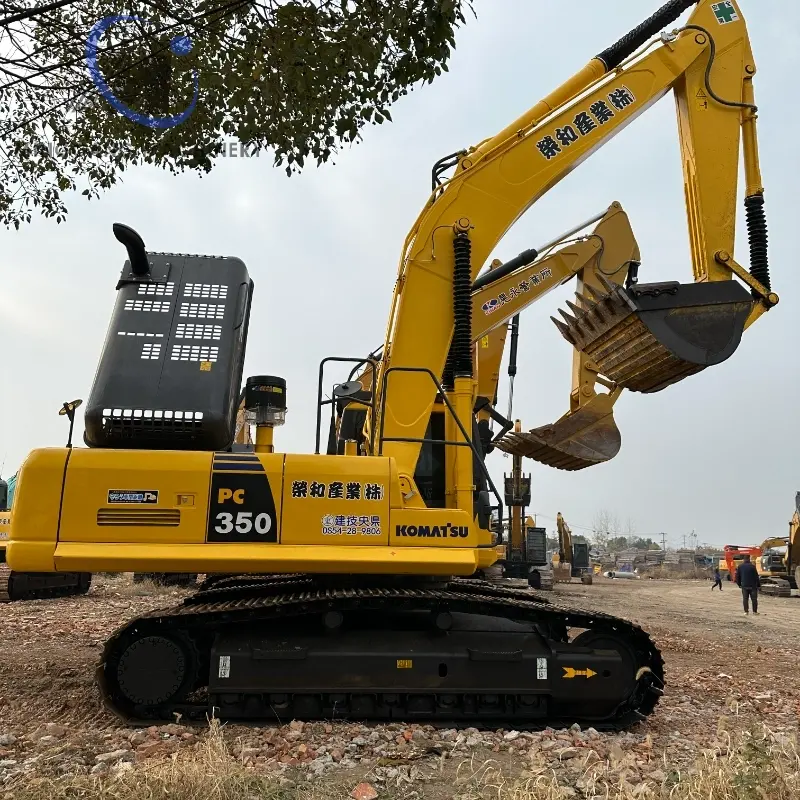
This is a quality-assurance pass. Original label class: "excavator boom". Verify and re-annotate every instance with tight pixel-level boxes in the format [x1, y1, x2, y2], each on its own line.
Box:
[373, 0, 775, 495]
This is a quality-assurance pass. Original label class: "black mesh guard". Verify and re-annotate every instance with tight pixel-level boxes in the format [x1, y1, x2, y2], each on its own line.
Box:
[596, 0, 698, 70]
[84, 252, 253, 452]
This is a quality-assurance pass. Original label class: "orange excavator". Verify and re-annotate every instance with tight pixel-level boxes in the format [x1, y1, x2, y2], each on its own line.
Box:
[723, 543, 761, 583]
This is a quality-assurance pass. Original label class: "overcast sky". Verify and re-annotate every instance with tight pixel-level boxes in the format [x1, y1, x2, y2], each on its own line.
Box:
[1, 1, 797, 547]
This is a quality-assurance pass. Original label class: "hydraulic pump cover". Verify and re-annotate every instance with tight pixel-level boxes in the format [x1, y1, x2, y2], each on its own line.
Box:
[84, 252, 253, 451]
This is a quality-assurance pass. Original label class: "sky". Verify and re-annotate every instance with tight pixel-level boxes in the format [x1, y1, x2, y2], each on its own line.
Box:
[1, 0, 798, 548]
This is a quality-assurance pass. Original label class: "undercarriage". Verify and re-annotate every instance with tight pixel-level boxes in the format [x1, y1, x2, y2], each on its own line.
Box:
[98, 576, 664, 730]
[0, 563, 92, 602]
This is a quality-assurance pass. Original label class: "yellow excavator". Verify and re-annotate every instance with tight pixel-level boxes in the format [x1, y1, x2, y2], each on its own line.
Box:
[552, 512, 594, 585]
[0, 404, 92, 602]
[756, 494, 800, 596]
[8, 0, 776, 729]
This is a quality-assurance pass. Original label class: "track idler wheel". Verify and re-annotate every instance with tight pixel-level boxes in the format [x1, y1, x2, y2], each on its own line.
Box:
[103, 628, 199, 719]
[494, 393, 620, 471]
[552, 278, 752, 393]
[571, 629, 661, 719]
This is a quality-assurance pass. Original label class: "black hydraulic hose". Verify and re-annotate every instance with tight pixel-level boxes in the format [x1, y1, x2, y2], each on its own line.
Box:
[508, 315, 520, 379]
[452, 232, 473, 378]
[431, 150, 466, 192]
[596, 0, 698, 70]
[507, 314, 520, 419]
[745, 194, 770, 294]
[472, 248, 538, 292]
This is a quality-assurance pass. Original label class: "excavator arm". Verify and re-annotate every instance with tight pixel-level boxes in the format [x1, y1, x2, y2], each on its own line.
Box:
[342, 203, 640, 470]
[372, 0, 776, 506]
[556, 512, 574, 567]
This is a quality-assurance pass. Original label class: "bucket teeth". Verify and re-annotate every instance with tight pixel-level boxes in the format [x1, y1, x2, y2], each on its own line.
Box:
[583, 284, 604, 301]
[550, 279, 752, 393]
[557, 307, 577, 325]
[565, 299, 585, 317]
[493, 396, 621, 471]
[574, 290, 595, 310]
[597, 274, 617, 293]
[551, 316, 575, 344]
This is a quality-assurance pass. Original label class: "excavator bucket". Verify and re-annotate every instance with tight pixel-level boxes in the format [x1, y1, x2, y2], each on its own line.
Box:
[494, 393, 621, 471]
[552, 279, 752, 393]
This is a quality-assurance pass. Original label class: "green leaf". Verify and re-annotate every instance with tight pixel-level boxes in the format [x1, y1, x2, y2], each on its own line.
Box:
[0, 0, 475, 227]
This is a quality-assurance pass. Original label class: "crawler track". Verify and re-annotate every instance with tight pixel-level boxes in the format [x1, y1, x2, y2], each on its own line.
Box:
[97, 576, 664, 729]
[0, 564, 92, 602]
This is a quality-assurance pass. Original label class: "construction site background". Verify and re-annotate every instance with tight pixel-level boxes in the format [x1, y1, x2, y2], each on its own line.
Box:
[589, 545, 723, 578]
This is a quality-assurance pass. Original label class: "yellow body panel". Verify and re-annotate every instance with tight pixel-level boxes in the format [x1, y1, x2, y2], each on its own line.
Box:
[7, 447, 489, 575]
[0, 512, 9, 549]
[59, 449, 214, 544]
[281, 455, 393, 546]
[51, 543, 479, 575]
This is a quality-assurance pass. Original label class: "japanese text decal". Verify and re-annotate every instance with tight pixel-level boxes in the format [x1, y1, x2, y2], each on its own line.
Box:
[535, 86, 636, 160]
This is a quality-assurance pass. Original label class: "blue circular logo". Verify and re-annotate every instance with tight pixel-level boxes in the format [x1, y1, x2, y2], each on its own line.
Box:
[85, 15, 198, 129]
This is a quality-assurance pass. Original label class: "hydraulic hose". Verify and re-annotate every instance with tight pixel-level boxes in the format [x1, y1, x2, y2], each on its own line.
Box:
[596, 0, 698, 70]
[472, 248, 538, 292]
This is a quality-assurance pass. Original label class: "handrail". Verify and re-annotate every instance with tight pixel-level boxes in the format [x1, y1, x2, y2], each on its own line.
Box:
[377, 365, 504, 548]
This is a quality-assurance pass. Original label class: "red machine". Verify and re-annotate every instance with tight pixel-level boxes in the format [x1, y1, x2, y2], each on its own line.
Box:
[723, 544, 762, 582]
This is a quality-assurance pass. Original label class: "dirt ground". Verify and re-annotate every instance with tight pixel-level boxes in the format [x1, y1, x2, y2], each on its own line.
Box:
[0, 574, 798, 798]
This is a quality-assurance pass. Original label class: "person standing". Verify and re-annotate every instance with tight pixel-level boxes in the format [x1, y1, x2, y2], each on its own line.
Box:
[711, 566, 723, 591]
[735, 554, 759, 614]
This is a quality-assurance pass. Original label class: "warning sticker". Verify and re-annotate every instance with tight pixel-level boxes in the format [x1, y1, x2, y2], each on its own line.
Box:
[537, 657, 548, 680]
[107, 490, 158, 504]
[218, 655, 231, 679]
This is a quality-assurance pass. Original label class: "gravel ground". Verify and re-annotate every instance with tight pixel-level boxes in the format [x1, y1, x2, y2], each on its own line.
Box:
[0, 574, 798, 797]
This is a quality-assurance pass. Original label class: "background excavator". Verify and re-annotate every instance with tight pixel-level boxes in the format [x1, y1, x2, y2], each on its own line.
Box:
[0, 403, 92, 602]
[552, 512, 593, 585]
[753, 493, 800, 595]
[722, 494, 799, 596]
[790, 494, 800, 590]
[7, 0, 776, 729]
[723, 544, 761, 583]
